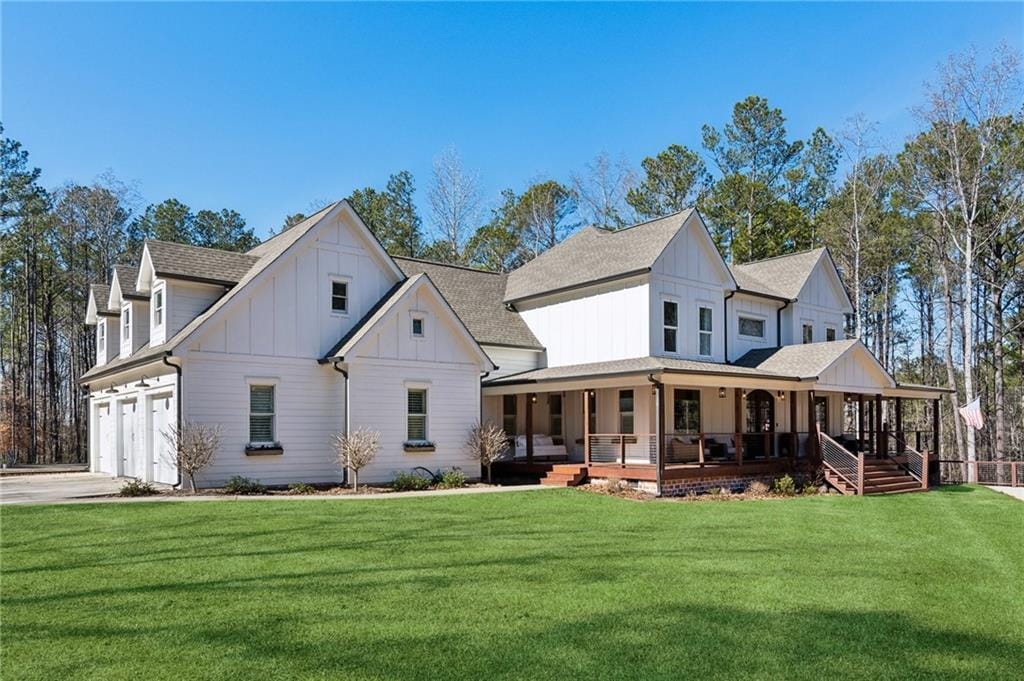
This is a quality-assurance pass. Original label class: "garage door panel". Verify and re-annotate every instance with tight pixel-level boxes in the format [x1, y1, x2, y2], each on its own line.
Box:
[97, 403, 116, 476]
[120, 401, 138, 479]
[150, 394, 177, 485]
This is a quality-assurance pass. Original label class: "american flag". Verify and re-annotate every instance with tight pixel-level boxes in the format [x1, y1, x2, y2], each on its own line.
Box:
[958, 397, 984, 430]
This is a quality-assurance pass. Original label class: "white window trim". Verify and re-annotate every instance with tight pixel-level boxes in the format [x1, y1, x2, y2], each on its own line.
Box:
[246, 377, 279, 446]
[152, 284, 165, 330]
[122, 303, 132, 344]
[97, 321, 106, 356]
[737, 314, 768, 341]
[405, 382, 430, 443]
[329, 275, 351, 317]
[696, 303, 713, 357]
[661, 296, 679, 354]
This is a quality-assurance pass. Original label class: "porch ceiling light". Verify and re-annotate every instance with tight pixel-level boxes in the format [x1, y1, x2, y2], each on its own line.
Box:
[530, 394, 537, 403]
[777, 390, 785, 400]
[718, 387, 726, 398]
[742, 389, 748, 399]
[104, 384, 119, 394]
[135, 376, 151, 388]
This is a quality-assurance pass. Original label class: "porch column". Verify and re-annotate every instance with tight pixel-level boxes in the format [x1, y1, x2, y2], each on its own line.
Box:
[895, 397, 905, 453]
[734, 388, 743, 465]
[525, 393, 534, 464]
[789, 390, 797, 461]
[874, 394, 882, 456]
[808, 389, 817, 460]
[655, 382, 665, 495]
[857, 393, 865, 451]
[932, 397, 940, 460]
[583, 389, 591, 466]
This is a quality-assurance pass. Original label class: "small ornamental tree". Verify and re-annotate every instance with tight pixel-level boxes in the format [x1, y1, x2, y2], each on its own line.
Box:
[162, 421, 222, 493]
[332, 427, 380, 489]
[465, 421, 508, 483]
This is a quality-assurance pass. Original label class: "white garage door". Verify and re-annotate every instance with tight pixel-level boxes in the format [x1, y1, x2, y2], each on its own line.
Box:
[97, 403, 116, 476]
[120, 400, 140, 479]
[150, 393, 177, 485]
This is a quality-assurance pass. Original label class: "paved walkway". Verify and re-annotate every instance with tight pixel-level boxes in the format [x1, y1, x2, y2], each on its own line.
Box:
[0, 472, 549, 506]
[987, 485, 1024, 501]
[0, 463, 89, 477]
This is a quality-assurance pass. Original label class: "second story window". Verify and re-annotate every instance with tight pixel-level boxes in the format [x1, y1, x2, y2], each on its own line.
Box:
[826, 327, 836, 342]
[618, 389, 634, 435]
[738, 316, 765, 339]
[412, 316, 424, 337]
[153, 289, 164, 327]
[331, 280, 348, 314]
[698, 306, 712, 356]
[663, 300, 678, 353]
[122, 305, 131, 342]
[803, 324, 814, 344]
[97, 322, 106, 356]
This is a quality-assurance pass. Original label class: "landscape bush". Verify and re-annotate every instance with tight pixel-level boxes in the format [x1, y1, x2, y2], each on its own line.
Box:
[437, 468, 468, 489]
[772, 475, 797, 496]
[746, 481, 770, 496]
[119, 479, 159, 497]
[287, 482, 317, 495]
[223, 476, 267, 495]
[391, 470, 431, 492]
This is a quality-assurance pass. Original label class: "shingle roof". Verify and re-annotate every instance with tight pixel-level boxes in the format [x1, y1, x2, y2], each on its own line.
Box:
[394, 257, 543, 350]
[112, 265, 143, 298]
[504, 209, 697, 303]
[484, 355, 794, 386]
[89, 284, 115, 313]
[145, 240, 260, 285]
[730, 248, 825, 300]
[732, 339, 862, 378]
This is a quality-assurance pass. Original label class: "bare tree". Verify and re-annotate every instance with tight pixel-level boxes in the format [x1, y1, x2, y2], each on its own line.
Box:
[331, 427, 380, 489]
[571, 152, 637, 229]
[428, 146, 481, 263]
[464, 421, 507, 483]
[162, 421, 222, 493]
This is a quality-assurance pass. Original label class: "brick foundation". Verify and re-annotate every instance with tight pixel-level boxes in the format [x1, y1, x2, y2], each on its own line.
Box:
[592, 473, 811, 497]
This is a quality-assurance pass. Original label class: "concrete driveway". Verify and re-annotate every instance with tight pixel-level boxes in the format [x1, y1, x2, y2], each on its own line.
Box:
[0, 473, 126, 505]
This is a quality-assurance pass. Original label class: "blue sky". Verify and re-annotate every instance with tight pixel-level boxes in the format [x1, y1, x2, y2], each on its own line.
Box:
[3, 2, 1022, 240]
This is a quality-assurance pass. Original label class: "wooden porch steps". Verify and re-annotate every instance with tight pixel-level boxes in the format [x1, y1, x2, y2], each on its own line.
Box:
[824, 459, 924, 495]
[540, 464, 588, 487]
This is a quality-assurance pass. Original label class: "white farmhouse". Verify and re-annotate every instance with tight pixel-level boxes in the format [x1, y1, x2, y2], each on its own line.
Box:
[82, 203, 946, 495]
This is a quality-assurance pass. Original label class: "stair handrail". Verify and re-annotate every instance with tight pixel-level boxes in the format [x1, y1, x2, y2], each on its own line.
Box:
[818, 427, 864, 494]
[884, 431, 928, 489]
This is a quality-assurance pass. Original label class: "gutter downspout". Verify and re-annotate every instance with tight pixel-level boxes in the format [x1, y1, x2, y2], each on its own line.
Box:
[647, 373, 664, 498]
[479, 371, 492, 426]
[776, 299, 791, 346]
[332, 360, 349, 486]
[161, 355, 183, 489]
[723, 291, 736, 363]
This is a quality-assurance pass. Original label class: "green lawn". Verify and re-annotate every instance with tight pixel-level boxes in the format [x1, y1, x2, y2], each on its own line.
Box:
[1, 487, 1022, 680]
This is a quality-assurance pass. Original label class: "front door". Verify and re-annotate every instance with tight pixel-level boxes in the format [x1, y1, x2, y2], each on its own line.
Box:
[744, 390, 775, 459]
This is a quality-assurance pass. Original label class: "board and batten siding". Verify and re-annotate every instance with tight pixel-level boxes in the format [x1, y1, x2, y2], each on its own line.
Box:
[483, 345, 544, 378]
[780, 258, 850, 345]
[728, 294, 779, 361]
[150, 279, 225, 346]
[517, 279, 650, 368]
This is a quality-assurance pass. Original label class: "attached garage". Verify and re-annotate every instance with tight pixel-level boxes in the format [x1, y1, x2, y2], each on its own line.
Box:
[149, 392, 177, 485]
[96, 402, 117, 476]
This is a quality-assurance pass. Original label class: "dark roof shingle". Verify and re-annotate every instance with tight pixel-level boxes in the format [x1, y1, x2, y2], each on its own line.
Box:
[730, 248, 826, 300]
[145, 240, 260, 285]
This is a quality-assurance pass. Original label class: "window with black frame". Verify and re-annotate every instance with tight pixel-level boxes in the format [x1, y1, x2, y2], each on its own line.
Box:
[673, 389, 700, 434]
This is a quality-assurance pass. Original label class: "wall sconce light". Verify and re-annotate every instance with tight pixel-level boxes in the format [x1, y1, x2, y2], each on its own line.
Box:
[777, 390, 785, 400]
[104, 384, 119, 394]
[718, 387, 726, 398]
[742, 389, 748, 399]
[135, 376, 151, 388]
[588, 389, 595, 399]
[530, 394, 537, 404]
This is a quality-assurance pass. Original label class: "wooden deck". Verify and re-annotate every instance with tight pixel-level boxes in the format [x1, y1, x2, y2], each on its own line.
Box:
[493, 457, 804, 483]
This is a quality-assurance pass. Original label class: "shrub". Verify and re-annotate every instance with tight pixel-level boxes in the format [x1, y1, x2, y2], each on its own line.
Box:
[604, 477, 623, 493]
[747, 481, 770, 497]
[801, 482, 821, 496]
[464, 421, 508, 483]
[772, 475, 797, 496]
[119, 479, 159, 497]
[223, 476, 267, 495]
[704, 486, 731, 498]
[331, 427, 381, 490]
[287, 482, 317, 495]
[437, 468, 468, 489]
[162, 421, 222, 494]
[391, 470, 431, 492]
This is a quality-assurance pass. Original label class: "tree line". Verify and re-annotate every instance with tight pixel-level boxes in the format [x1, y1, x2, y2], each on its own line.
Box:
[1, 45, 1021, 466]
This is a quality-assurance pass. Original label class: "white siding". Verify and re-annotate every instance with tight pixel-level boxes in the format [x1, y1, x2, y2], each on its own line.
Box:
[729, 294, 779, 361]
[189, 212, 400, 359]
[150, 279, 225, 345]
[518, 279, 650, 367]
[481, 345, 543, 378]
[781, 259, 849, 345]
[185, 353, 345, 487]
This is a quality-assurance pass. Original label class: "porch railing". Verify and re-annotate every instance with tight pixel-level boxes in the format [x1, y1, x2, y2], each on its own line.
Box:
[819, 430, 863, 494]
[884, 432, 928, 489]
[588, 434, 657, 465]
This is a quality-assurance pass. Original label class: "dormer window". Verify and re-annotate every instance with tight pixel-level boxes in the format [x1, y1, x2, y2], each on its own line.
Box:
[331, 280, 348, 314]
[97, 322, 106, 356]
[122, 305, 131, 342]
[153, 289, 164, 327]
[412, 315, 425, 338]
